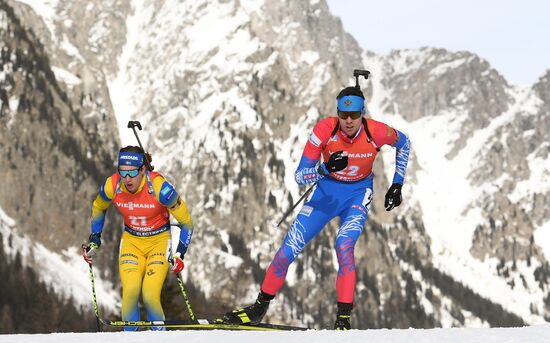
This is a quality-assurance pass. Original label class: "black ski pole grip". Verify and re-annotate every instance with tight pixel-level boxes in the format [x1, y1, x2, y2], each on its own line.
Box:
[127, 120, 153, 171]
[127, 121, 142, 130]
[353, 69, 370, 79]
[353, 69, 371, 89]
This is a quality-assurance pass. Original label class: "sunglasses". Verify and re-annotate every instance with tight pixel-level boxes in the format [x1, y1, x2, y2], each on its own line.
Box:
[118, 168, 140, 178]
[337, 111, 362, 120]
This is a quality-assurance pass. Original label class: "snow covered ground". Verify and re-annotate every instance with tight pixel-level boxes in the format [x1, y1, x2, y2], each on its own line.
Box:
[3, 325, 550, 343]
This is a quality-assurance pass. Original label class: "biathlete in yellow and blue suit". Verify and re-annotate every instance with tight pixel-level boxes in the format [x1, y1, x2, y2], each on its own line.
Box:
[82, 146, 193, 331]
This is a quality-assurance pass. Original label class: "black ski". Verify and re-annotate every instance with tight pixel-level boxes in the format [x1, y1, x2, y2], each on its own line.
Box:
[102, 318, 308, 331]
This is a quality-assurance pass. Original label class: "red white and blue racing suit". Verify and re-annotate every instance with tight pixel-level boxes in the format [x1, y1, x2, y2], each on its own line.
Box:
[261, 116, 410, 303]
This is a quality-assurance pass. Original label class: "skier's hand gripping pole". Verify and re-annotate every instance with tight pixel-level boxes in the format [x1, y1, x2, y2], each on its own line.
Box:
[82, 233, 100, 264]
[384, 183, 403, 211]
[169, 253, 185, 274]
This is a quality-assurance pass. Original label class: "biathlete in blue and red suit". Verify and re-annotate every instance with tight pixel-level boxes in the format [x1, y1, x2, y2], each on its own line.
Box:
[223, 86, 411, 330]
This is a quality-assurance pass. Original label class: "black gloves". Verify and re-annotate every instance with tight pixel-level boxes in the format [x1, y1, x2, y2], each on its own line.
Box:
[384, 184, 402, 211]
[83, 233, 101, 264]
[88, 233, 102, 249]
[318, 150, 348, 176]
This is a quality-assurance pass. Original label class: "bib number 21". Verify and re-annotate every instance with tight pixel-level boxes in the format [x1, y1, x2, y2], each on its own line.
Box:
[129, 216, 147, 226]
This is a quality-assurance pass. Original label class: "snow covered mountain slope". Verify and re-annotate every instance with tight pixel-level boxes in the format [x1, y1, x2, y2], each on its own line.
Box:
[0, 1, 120, 331]
[365, 49, 550, 323]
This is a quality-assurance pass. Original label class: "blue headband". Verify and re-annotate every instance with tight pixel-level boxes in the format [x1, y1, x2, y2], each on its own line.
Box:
[118, 152, 144, 167]
[337, 95, 364, 112]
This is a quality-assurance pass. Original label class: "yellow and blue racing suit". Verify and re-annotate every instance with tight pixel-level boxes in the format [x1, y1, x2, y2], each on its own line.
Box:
[90, 170, 193, 331]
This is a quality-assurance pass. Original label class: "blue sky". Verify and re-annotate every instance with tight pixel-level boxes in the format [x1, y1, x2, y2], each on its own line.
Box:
[326, 0, 550, 85]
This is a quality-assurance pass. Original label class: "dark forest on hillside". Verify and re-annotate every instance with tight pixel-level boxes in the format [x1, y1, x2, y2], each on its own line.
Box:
[0, 232, 96, 333]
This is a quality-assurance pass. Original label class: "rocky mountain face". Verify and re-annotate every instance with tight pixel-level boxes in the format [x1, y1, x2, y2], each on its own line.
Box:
[7, 0, 122, 142]
[528, 70, 550, 226]
[0, 1, 121, 332]
[376, 48, 512, 158]
[0, 1, 123, 255]
[1, 0, 549, 332]
[366, 47, 550, 322]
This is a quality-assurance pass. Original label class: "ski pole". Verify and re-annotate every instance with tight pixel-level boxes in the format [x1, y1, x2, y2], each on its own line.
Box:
[175, 272, 196, 322]
[82, 244, 101, 332]
[272, 182, 317, 230]
[127, 120, 153, 171]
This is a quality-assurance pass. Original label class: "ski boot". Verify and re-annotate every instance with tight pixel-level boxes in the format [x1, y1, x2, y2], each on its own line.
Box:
[223, 290, 275, 325]
[334, 302, 353, 330]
